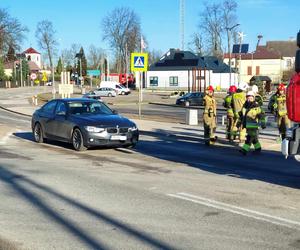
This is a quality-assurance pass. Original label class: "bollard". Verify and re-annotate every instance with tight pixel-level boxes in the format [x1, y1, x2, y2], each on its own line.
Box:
[34, 95, 38, 106]
[186, 109, 198, 125]
[222, 115, 227, 126]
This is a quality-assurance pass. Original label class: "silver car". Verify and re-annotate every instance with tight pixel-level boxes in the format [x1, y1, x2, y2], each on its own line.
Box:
[94, 87, 117, 97]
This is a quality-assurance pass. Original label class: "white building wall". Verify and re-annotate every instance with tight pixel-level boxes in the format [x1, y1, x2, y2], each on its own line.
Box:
[147, 70, 238, 90]
[224, 57, 284, 83]
[25, 53, 41, 68]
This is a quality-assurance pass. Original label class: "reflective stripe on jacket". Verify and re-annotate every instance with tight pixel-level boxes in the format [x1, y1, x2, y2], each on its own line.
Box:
[223, 94, 234, 116]
[204, 95, 216, 116]
[240, 101, 266, 129]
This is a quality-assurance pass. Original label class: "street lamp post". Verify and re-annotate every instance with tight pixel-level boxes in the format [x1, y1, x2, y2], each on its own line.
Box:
[226, 23, 240, 86]
[237, 31, 246, 85]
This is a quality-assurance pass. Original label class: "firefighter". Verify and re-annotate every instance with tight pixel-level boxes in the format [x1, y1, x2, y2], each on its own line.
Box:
[238, 91, 267, 155]
[251, 84, 264, 107]
[268, 83, 290, 140]
[203, 86, 217, 146]
[223, 85, 237, 141]
[231, 82, 248, 142]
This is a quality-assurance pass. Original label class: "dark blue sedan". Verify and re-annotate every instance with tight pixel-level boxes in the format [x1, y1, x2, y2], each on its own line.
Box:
[31, 98, 139, 151]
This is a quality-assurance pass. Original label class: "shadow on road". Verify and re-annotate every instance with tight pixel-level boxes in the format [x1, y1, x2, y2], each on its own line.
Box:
[136, 129, 300, 190]
[0, 166, 176, 250]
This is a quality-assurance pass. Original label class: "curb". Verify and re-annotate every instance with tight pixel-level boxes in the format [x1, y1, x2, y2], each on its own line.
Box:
[0, 105, 32, 118]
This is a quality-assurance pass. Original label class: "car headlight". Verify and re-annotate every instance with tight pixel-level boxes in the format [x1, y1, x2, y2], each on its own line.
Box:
[85, 126, 105, 133]
[129, 126, 138, 132]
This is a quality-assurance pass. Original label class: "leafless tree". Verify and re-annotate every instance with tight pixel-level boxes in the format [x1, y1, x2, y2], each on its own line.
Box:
[148, 49, 163, 66]
[222, 0, 238, 55]
[61, 43, 81, 69]
[35, 20, 58, 68]
[0, 8, 28, 57]
[189, 33, 205, 55]
[87, 45, 105, 69]
[102, 7, 141, 73]
[199, 2, 223, 57]
[199, 0, 238, 58]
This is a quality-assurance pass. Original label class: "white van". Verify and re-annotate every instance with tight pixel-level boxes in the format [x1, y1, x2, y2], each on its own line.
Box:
[100, 81, 131, 95]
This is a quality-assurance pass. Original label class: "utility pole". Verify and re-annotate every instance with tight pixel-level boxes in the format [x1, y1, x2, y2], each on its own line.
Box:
[238, 32, 246, 85]
[20, 59, 23, 87]
[226, 24, 240, 86]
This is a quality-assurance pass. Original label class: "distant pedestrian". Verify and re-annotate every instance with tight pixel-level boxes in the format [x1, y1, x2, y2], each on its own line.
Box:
[238, 91, 267, 155]
[203, 86, 217, 146]
[268, 83, 290, 140]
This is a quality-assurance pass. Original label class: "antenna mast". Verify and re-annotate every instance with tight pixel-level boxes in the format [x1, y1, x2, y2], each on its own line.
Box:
[180, 0, 185, 50]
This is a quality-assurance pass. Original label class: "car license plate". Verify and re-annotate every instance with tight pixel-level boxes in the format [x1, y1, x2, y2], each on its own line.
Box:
[111, 135, 127, 141]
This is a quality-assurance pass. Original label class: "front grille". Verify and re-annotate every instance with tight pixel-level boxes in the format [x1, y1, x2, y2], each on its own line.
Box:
[106, 127, 129, 134]
[119, 128, 129, 133]
[107, 128, 118, 134]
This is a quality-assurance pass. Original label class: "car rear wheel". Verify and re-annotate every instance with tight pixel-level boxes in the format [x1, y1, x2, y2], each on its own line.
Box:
[108, 93, 112, 97]
[185, 101, 190, 107]
[121, 91, 125, 95]
[72, 128, 87, 151]
[33, 123, 44, 143]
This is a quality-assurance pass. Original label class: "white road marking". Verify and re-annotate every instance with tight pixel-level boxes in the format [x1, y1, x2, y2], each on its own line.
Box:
[167, 192, 300, 230]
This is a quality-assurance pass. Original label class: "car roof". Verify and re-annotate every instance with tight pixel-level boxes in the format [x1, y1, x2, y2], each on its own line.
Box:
[56, 98, 99, 102]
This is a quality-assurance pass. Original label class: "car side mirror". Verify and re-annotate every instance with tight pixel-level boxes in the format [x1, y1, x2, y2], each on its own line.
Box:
[112, 110, 118, 114]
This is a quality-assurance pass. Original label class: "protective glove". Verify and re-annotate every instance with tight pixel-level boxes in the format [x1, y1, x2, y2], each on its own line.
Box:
[261, 123, 266, 129]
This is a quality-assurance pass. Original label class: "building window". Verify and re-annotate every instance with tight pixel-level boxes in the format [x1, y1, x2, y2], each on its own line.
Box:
[256, 66, 260, 75]
[247, 66, 252, 76]
[169, 76, 178, 86]
[149, 76, 158, 86]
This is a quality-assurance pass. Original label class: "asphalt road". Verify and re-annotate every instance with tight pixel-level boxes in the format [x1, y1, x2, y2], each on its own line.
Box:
[1, 108, 300, 249]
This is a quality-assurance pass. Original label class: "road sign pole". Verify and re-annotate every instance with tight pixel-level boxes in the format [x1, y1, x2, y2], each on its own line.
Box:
[138, 72, 142, 119]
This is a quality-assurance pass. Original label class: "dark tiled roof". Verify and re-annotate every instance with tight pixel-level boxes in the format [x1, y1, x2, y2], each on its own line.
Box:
[23, 47, 40, 54]
[149, 49, 230, 72]
[266, 41, 297, 57]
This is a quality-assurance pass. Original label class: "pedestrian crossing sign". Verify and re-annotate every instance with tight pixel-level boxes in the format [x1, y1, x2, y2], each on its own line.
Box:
[131, 53, 148, 72]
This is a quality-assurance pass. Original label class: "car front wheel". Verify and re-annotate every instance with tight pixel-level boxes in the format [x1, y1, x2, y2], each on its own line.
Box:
[108, 93, 112, 97]
[121, 91, 125, 95]
[33, 123, 44, 143]
[72, 128, 87, 151]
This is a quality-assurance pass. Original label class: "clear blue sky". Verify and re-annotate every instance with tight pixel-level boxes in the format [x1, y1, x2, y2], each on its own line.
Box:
[1, 0, 300, 56]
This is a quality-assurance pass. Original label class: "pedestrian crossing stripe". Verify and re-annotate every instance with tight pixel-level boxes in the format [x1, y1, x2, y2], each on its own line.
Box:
[131, 52, 148, 72]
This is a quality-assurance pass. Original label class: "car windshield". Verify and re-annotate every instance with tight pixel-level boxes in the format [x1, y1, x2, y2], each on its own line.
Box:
[183, 93, 193, 98]
[68, 101, 113, 115]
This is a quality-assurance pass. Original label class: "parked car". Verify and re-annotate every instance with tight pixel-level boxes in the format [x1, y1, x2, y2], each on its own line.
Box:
[176, 92, 205, 107]
[45, 80, 52, 86]
[100, 81, 131, 95]
[32, 98, 139, 151]
[94, 87, 117, 97]
[82, 91, 102, 100]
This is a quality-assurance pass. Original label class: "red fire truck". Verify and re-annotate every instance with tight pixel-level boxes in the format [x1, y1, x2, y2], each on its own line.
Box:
[105, 73, 135, 86]
[282, 30, 300, 157]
